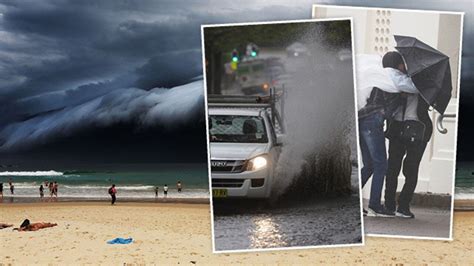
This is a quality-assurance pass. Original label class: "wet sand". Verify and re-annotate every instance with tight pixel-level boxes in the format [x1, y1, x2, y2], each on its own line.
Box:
[455, 199, 474, 210]
[0, 196, 209, 204]
[0, 202, 473, 264]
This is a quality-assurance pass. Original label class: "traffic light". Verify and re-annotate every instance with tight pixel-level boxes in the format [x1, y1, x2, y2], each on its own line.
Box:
[250, 44, 258, 57]
[231, 49, 239, 62]
[246, 43, 259, 58]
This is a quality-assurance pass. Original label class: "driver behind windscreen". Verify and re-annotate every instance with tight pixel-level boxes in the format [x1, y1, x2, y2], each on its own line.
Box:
[242, 119, 258, 141]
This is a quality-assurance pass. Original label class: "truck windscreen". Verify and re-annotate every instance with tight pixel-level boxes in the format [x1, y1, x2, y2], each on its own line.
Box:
[210, 115, 268, 143]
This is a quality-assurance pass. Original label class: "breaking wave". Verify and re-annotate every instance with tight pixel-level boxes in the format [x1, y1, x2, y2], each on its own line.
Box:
[0, 170, 63, 176]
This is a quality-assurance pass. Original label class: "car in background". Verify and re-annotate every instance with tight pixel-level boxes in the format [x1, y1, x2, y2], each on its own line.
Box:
[236, 59, 271, 95]
[286, 42, 310, 57]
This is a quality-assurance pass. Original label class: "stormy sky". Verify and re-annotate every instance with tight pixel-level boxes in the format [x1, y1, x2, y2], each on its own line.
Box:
[0, 0, 317, 169]
[0, 0, 472, 169]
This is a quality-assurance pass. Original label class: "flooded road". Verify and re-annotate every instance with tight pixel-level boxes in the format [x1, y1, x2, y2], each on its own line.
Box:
[213, 167, 362, 251]
[212, 41, 361, 252]
[213, 195, 362, 251]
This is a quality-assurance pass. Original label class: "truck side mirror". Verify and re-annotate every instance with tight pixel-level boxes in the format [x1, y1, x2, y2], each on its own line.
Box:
[276, 134, 285, 146]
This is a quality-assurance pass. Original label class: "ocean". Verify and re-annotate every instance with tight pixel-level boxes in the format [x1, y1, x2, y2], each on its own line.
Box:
[0, 164, 209, 200]
[1, 161, 472, 201]
[455, 161, 474, 200]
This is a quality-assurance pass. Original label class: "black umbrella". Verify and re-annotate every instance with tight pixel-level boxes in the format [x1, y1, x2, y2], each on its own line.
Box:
[394, 35, 452, 114]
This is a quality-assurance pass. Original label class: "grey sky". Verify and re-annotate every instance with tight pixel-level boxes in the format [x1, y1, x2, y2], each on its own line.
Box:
[0, 0, 471, 159]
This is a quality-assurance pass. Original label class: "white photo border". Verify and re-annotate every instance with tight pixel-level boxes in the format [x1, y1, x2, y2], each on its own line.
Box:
[312, 4, 465, 241]
[201, 17, 366, 253]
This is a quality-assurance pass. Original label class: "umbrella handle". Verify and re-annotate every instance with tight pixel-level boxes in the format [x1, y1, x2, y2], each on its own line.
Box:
[436, 114, 456, 134]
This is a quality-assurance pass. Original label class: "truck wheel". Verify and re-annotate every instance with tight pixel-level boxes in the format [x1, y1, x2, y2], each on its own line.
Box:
[264, 189, 278, 208]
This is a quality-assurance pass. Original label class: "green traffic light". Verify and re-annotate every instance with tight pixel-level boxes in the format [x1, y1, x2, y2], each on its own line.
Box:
[251, 51, 257, 57]
[232, 57, 238, 62]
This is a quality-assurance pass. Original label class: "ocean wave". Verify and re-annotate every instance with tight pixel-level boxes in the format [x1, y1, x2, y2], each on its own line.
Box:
[62, 175, 81, 178]
[3, 187, 210, 199]
[62, 185, 156, 190]
[63, 170, 103, 175]
[454, 193, 474, 200]
[4, 183, 208, 191]
[455, 187, 474, 200]
[8, 193, 210, 199]
[0, 170, 63, 176]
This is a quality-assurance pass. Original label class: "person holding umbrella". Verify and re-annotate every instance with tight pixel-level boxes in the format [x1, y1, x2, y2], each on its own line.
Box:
[357, 51, 419, 217]
[384, 35, 453, 219]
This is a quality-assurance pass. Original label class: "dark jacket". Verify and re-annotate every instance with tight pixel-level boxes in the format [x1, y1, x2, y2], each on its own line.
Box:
[385, 95, 433, 143]
[358, 87, 403, 120]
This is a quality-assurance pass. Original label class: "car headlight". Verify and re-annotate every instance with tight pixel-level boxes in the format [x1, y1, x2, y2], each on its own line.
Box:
[247, 155, 268, 171]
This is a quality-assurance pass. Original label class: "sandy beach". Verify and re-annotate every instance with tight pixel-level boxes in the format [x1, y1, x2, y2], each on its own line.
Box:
[1, 202, 473, 264]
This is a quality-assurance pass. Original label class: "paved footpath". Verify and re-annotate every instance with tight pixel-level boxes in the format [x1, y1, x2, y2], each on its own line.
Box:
[364, 206, 452, 239]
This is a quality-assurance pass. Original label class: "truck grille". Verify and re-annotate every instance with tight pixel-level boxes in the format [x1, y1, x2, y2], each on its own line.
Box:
[212, 178, 245, 188]
[211, 160, 247, 173]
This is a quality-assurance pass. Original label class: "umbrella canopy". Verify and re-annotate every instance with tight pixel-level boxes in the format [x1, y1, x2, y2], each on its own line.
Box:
[394, 35, 452, 114]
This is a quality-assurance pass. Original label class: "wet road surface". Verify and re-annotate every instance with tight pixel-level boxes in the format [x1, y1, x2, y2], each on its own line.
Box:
[213, 46, 360, 252]
[213, 195, 362, 251]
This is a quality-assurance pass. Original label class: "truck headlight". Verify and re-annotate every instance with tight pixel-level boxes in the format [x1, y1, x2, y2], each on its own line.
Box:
[247, 155, 268, 171]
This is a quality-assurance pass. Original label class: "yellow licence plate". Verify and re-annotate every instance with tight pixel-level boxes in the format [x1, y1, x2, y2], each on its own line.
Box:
[212, 189, 228, 198]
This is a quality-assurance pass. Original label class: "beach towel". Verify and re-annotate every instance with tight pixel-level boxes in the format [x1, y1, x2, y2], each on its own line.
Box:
[107, 237, 133, 244]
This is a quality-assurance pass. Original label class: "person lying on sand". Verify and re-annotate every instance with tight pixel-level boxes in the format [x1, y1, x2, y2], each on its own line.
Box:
[0, 223, 13, 229]
[13, 219, 57, 231]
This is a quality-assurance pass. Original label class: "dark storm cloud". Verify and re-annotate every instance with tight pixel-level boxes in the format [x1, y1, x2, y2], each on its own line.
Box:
[0, 0, 315, 156]
[0, 0, 472, 163]
[135, 49, 203, 88]
[95, 19, 198, 58]
[0, 0, 311, 99]
[0, 80, 204, 151]
[1, 1, 107, 39]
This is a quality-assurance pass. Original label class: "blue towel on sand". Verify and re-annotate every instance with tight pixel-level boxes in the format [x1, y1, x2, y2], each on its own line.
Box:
[107, 237, 133, 244]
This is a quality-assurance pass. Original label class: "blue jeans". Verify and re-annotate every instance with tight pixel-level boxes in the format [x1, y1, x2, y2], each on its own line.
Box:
[359, 112, 387, 210]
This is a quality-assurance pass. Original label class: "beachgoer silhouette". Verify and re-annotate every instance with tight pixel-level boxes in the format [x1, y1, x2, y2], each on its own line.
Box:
[109, 184, 117, 205]
[14, 219, 57, 231]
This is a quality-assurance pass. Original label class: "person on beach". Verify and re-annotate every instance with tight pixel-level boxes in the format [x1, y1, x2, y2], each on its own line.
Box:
[0, 183, 3, 198]
[357, 51, 418, 217]
[14, 219, 57, 232]
[163, 184, 168, 198]
[155, 186, 159, 198]
[39, 185, 44, 198]
[9, 180, 14, 195]
[0, 223, 13, 229]
[177, 181, 182, 193]
[48, 182, 54, 197]
[108, 184, 117, 205]
[53, 181, 58, 198]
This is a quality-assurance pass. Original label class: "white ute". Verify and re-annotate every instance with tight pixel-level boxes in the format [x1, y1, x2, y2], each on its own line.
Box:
[208, 91, 285, 199]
